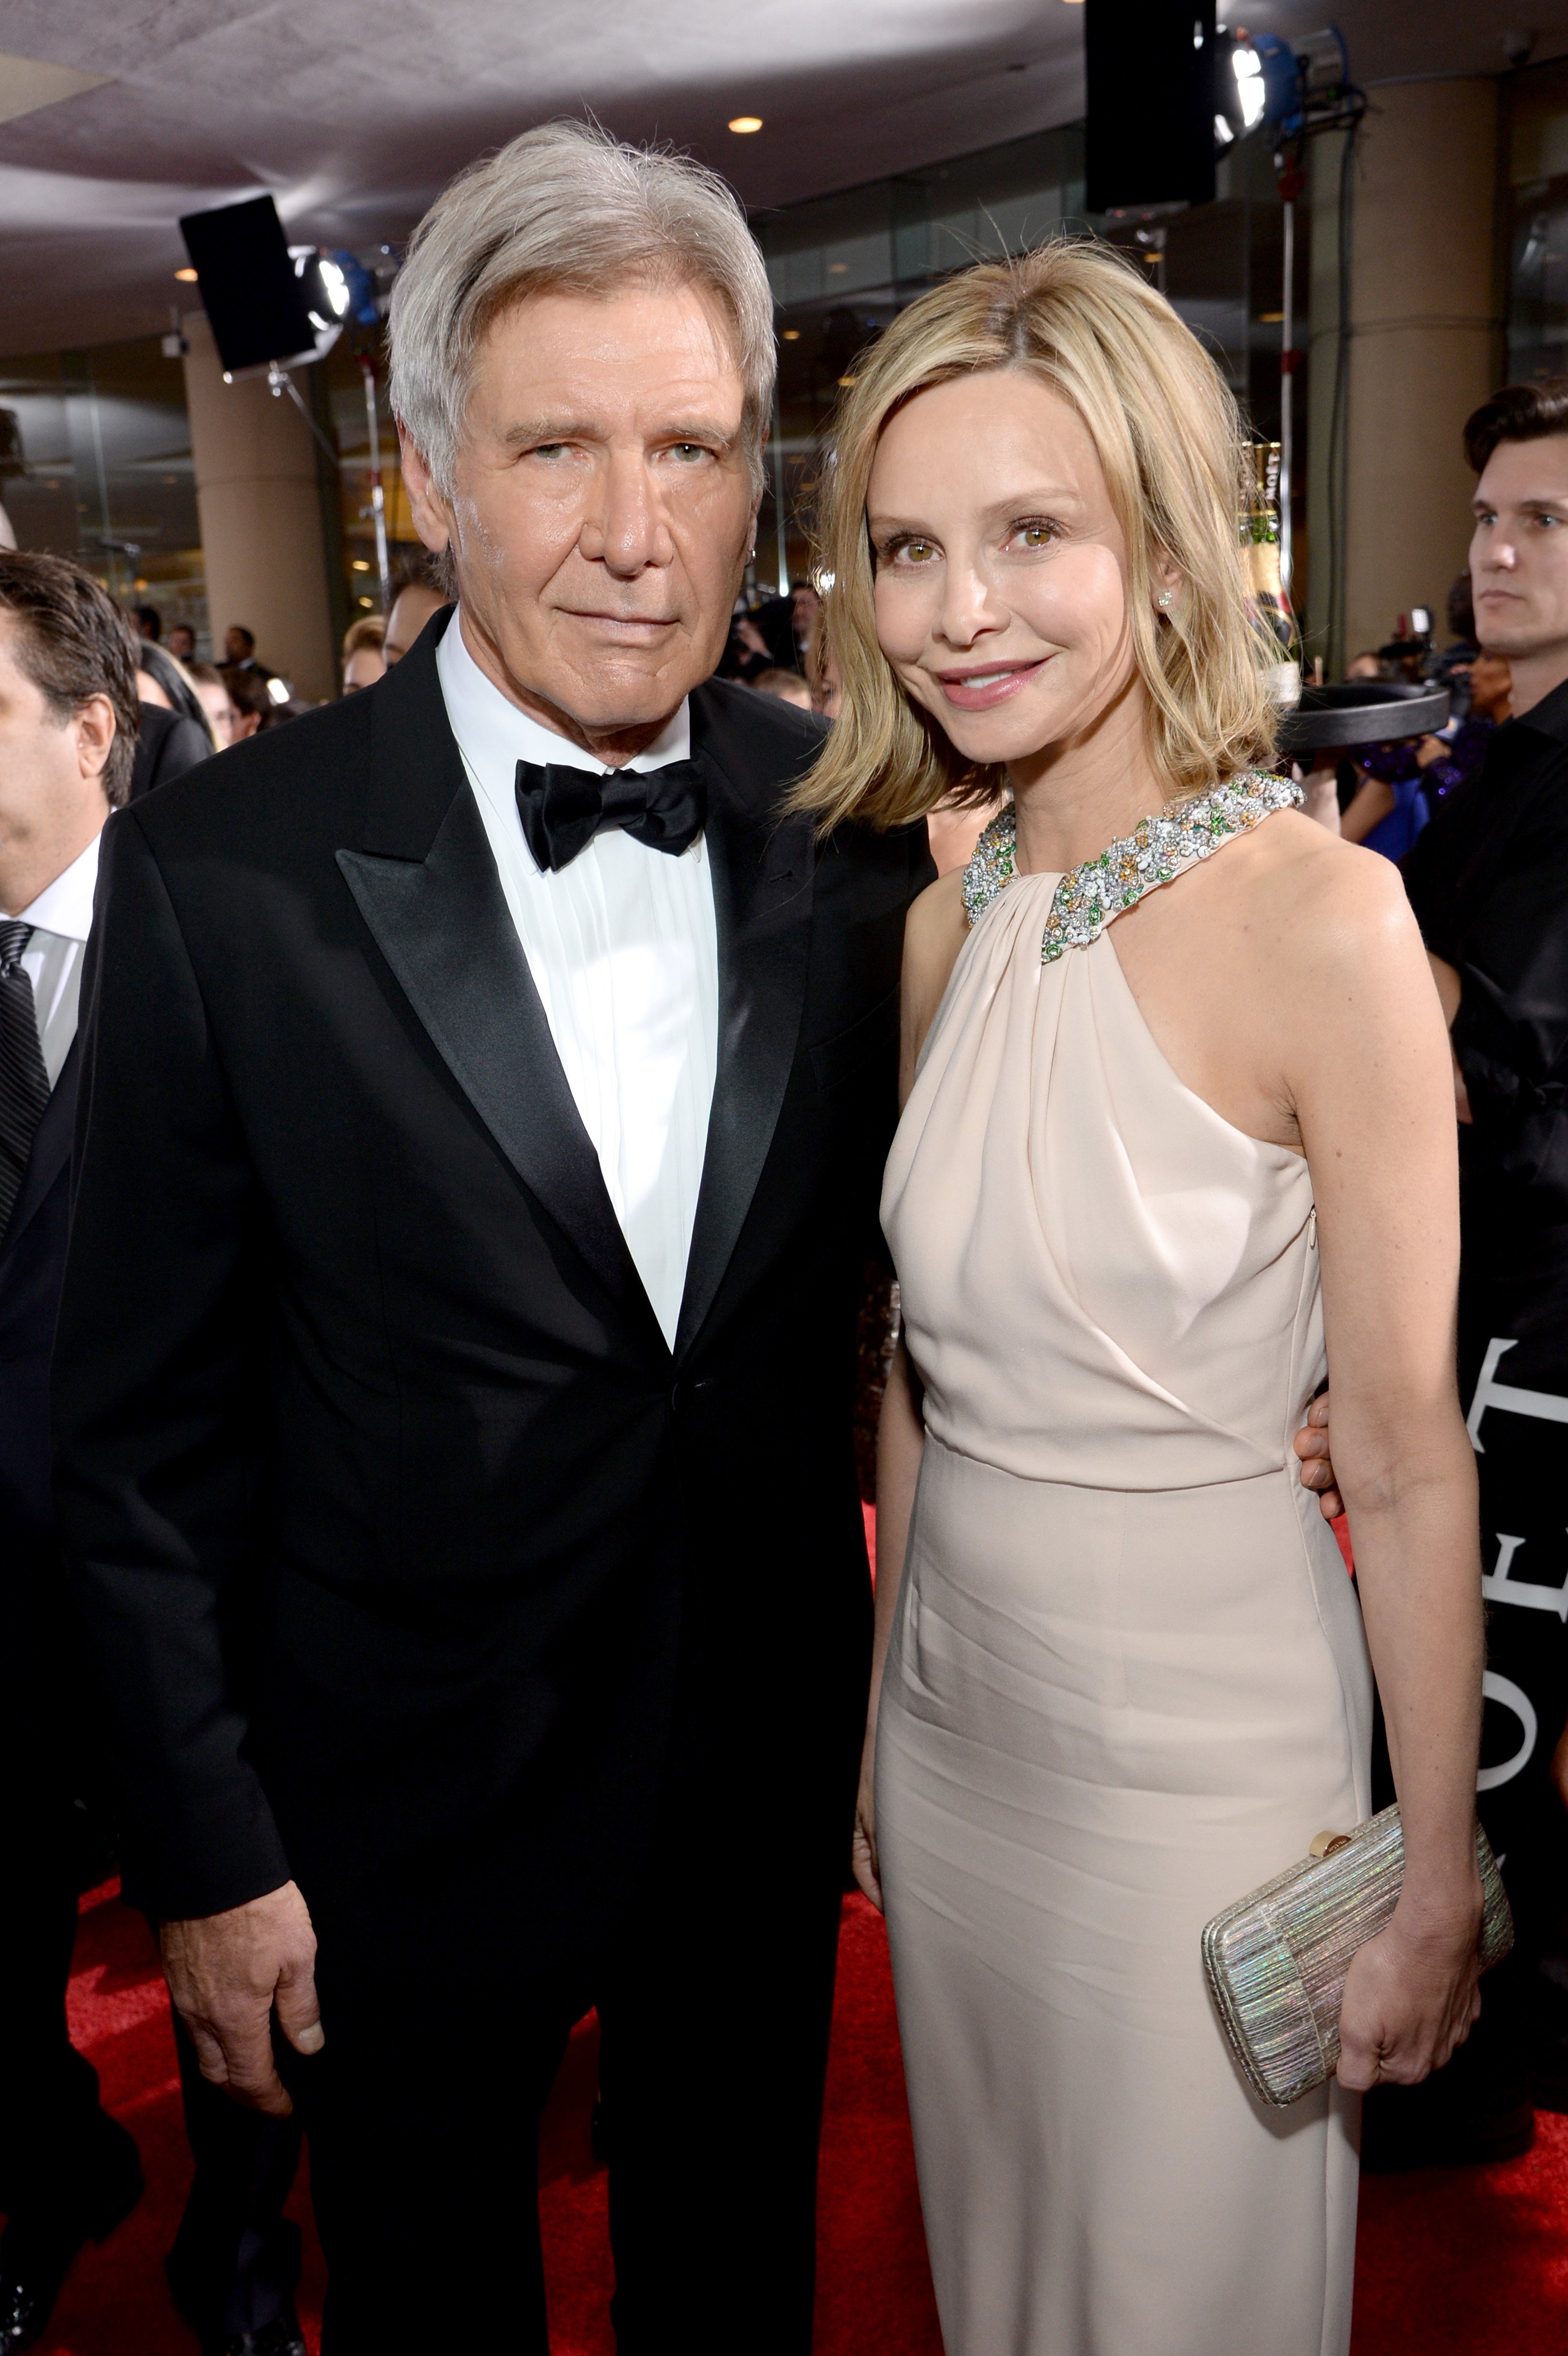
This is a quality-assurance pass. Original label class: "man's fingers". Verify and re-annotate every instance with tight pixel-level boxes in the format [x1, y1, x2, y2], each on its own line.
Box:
[181, 2013, 234, 2087]
[275, 1962, 326, 2057]
[185, 2006, 294, 2115]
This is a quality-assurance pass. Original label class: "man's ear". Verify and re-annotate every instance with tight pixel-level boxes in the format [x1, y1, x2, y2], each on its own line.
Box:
[74, 692, 116, 787]
[398, 427, 453, 556]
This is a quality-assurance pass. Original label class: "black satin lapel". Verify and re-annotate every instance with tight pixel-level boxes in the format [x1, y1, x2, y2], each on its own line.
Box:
[0, 1037, 77, 1256]
[337, 784, 656, 1337]
[674, 753, 815, 1357]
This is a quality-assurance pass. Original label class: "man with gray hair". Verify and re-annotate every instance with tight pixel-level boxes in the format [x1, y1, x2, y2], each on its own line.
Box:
[55, 122, 930, 2350]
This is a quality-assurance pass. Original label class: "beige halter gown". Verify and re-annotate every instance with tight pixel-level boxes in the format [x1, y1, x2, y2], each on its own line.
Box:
[877, 799, 1373, 2356]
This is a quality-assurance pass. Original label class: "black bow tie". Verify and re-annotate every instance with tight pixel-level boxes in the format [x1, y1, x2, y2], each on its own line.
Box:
[514, 757, 707, 874]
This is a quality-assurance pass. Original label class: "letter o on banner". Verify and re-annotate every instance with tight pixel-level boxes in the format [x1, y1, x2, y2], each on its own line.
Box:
[1477, 1670, 1538, 1792]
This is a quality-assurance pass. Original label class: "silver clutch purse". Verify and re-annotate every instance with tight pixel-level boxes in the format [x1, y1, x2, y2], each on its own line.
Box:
[1201, 1804, 1513, 2108]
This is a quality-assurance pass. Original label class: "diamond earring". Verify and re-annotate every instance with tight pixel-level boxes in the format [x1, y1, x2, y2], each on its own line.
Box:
[1157, 590, 1172, 609]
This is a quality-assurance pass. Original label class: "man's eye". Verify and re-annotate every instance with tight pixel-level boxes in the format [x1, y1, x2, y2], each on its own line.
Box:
[669, 443, 711, 462]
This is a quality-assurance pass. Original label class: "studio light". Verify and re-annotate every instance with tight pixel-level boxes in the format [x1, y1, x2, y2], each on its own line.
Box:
[174, 266, 198, 283]
[1231, 43, 1265, 128]
[729, 115, 763, 133]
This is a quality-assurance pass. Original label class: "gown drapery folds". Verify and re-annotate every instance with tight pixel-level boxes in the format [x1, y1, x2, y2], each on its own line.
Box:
[877, 802, 1373, 2356]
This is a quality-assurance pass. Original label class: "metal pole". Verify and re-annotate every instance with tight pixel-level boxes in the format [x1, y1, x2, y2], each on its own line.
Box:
[1279, 192, 1295, 597]
[771, 388, 790, 599]
[361, 356, 392, 613]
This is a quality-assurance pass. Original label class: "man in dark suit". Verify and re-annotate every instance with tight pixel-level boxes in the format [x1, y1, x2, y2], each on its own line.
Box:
[0, 551, 144, 2349]
[55, 123, 928, 2354]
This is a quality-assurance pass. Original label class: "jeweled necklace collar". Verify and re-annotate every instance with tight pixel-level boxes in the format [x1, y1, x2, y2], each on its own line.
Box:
[961, 770, 1302, 962]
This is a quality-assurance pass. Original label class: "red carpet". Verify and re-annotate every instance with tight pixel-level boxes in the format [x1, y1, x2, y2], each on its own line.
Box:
[32, 1873, 1568, 2355]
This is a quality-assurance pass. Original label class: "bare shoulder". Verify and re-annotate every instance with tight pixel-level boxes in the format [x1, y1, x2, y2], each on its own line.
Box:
[1227, 808, 1425, 982]
[900, 869, 969, 1094]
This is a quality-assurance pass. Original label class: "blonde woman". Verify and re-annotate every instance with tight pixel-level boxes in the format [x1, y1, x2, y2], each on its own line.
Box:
[798, 245, 1487, 2354]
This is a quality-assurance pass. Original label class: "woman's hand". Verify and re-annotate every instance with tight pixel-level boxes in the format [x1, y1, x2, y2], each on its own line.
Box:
[851, 1726, 882, 1912]
[1336, 1899, 1482, 2090]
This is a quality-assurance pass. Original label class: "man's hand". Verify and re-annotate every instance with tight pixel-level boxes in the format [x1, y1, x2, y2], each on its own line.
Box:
[1293, 1390, 1343, 1521]
[161, 1880, 323, 2116]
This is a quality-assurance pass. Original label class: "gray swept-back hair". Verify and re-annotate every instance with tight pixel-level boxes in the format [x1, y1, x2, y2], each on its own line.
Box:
[389, 119, 776, 499]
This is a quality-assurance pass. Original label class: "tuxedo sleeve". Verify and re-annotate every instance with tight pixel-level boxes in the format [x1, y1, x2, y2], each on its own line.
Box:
[52, 806, 292, 1919]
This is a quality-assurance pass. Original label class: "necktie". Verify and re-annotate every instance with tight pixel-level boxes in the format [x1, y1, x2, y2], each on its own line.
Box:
[0, 919, 50, 1240]
[514, 757, 707, 874]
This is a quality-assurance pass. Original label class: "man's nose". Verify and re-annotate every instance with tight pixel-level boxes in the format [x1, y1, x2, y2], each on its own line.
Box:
[584, 450, 672, 576]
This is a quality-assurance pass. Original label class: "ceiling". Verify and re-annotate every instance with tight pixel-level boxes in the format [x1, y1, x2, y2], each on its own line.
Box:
[0, 0, 1559, 359]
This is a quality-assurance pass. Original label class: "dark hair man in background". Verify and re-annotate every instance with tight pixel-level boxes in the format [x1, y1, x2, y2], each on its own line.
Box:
[133, 603, 161, 642]
[167, 622, 197, 663]
[380, 560, 447, 664]
[1388, 379, 1568, 2167]
[0, 550, 142, 2352]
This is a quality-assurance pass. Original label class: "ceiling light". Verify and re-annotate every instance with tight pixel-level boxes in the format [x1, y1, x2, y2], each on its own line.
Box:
[351, 558, 370, 570]
[781, 328, 801, 341]
[729, 115, 763, 134]
[175, 266, 198, 282]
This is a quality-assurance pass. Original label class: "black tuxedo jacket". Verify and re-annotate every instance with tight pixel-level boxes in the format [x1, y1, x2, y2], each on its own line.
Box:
[55, 618, 929, 2000]
[2, 1039, 79, 1575]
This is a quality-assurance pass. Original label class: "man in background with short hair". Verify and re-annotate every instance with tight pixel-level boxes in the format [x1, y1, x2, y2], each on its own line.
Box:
[0, 549, 143, 2353]
[1391, 379, 1568, 2166]
[379, 564, 447, 663]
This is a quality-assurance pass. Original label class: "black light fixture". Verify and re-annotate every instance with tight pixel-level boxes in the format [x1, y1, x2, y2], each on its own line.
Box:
[1084, 1, 1218, 216]
[177, 195, 323, 381]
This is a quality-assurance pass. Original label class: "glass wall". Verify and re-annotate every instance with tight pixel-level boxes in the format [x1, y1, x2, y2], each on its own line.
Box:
[750, 124, 1305, 602]
[0, 336, 207, 643]
[1506, 57, 1568, 383]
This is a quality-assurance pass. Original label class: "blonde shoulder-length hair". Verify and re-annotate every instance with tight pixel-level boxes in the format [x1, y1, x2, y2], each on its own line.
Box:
[793, 238, 1277, 831]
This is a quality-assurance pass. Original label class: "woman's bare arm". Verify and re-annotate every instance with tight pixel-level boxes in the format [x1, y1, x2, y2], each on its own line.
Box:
[1338, 774, 1396, 846]
[1283, 849, 1484, 2086]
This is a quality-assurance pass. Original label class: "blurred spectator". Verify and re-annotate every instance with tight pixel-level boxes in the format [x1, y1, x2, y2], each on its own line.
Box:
[1345, 649, 1396, 683]
[1385, 377, 1568, 2168]
[342, 614, 386, 695]
[790, 577, 820, 664]
[1338, 735, 1435, 858]
[1430, 573, 1481, 709]
[1377, 636, 1428, 686]
[133, 603, 161, 642]
[1421, 653, 1512, 807]
[222, 624, 273, 681]
[382, 563, 448, 665]
[187, 662, 239, 749]
[719, 593, 795, 686]
[750, 665, 812, 711]
[166, 622, 196, 663]
[0, 550, 144, 2353]
[220, 669, 270, 742]
[136, 641, 217, 747]
[130, 640, 215, 797]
